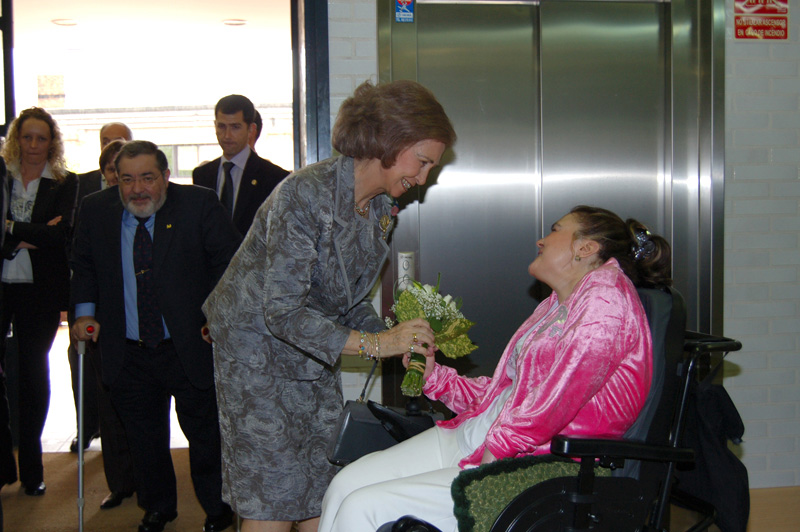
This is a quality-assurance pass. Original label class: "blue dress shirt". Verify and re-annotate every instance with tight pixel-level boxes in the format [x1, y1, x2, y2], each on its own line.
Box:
[75, 209, 170, 341]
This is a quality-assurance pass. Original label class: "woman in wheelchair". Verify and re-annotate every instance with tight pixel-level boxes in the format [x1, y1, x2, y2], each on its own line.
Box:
[318, 205, 672, 532]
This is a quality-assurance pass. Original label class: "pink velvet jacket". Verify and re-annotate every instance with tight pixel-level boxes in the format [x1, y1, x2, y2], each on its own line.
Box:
[423, 258, 652, 469]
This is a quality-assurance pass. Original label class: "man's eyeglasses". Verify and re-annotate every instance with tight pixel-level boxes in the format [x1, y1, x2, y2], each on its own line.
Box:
[119, 175, 161, 186]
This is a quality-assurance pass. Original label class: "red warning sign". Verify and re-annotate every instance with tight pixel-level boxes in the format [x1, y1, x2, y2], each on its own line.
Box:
[734, 0, 788, 15]
[735, 0, 789, 40]
[735, 15, 788, 39]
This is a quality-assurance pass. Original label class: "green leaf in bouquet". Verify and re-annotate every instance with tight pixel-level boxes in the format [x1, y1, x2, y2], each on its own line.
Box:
[435, 318, 475, 344]
[394, 290, 425, 322]
[429, 317, 443, 333]
[438, 334, 479, 359]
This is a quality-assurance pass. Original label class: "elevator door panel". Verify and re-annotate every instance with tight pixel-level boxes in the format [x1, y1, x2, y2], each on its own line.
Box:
[540, 2, 668, 233]
[414, 4, 541, 375]
[379, 0, 720, 385]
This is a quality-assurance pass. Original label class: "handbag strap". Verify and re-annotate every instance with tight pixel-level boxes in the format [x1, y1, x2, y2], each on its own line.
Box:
[357, 360, 379, 403]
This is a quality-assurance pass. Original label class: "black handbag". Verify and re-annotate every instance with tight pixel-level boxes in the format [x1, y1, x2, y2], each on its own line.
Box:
[327, 361, 440, 466]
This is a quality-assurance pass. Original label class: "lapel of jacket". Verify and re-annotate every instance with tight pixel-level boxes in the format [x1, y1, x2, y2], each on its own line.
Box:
[332, 157, 356, 308]
[330, 157, 391, 309]
[353, 192, 391, 304]
[152, 184, 177, 272]
[30, 178, 55, 222]
[232, 152, 253, 228]
[202, 157, 222, 189]
[104, 193, 126, 291]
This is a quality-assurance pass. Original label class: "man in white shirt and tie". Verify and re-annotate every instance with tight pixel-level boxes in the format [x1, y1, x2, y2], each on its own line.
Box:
[192, 95, 289, 237]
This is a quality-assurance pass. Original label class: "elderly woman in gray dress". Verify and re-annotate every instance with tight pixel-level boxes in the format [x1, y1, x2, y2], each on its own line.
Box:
[202, 79, 456, 532]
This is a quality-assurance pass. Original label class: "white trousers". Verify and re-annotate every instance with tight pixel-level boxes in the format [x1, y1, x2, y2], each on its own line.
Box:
[318, 426, 465, 532]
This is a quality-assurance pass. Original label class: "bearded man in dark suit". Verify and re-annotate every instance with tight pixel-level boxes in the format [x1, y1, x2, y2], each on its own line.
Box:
[192, 94, 288, 236]
[71, 140, 241, 532]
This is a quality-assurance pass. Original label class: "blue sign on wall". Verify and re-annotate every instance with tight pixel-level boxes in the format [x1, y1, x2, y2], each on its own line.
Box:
[396, 0, 414, 23]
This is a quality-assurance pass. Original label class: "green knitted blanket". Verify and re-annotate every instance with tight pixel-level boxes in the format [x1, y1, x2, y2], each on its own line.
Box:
[451, 454, 611, 532]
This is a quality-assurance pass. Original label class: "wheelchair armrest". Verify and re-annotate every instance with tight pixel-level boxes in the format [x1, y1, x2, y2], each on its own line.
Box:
[551, 435, 695, 464]
[684, 331, 742, 355]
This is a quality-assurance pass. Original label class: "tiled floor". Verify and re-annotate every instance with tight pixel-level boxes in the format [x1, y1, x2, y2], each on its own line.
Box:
[41, 323, 188, 453]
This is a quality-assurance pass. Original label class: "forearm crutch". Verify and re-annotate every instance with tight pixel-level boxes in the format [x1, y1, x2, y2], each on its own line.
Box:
[76, 324, 94, 532]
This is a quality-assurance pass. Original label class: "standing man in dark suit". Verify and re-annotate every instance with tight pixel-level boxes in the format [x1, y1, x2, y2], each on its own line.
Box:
[70, 141, 241, 532]
[72, 122, 133, 198]
[192, 94, 288, 236]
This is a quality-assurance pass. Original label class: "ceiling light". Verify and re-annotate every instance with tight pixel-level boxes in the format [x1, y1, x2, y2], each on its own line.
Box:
[51, 19, 78, 26]
[222, 19, 247, 26]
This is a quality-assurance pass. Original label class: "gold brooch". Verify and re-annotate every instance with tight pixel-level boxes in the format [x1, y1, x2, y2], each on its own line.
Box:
[380, 215, 392, 239]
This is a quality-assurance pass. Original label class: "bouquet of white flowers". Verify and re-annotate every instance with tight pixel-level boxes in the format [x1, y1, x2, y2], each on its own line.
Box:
[386, 275, 477, 396]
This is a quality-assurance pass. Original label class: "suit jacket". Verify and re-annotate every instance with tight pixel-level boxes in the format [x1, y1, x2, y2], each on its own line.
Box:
[2, 170, 78, 311]
[70, 183, 242, 388]
[68, 169, 104, 264]
[0, 159, 7, 251]
[203, 156, 392, 381]
[76, 169, 103, 205]
[192, 151, 289, 236]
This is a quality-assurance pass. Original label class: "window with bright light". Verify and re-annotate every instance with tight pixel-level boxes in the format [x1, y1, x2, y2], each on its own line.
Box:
[13, 1, 294, 181]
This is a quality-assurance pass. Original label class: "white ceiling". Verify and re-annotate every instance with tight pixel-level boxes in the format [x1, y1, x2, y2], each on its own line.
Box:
[15, 0, 288, 37]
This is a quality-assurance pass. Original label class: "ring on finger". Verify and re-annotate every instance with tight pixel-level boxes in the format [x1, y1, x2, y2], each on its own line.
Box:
[409, 344, 415, 353]
[413, 333, 417, 342]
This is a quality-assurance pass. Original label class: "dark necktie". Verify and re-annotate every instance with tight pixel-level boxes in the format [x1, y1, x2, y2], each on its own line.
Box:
[221, 162, 235, 215]
[133, 217, 163, 347]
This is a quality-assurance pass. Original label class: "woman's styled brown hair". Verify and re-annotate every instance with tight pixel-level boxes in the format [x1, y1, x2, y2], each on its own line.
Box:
[1, 107, 68, 182]
[570, 205, 672, 288]
[99, 139, 126, 173]
[332, 80, 456, 169]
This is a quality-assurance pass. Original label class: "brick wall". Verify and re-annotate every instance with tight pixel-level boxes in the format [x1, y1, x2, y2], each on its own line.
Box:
[724, 0, 800, 489]
[328, 0, 378, 128]
[328, 0, 800, 488]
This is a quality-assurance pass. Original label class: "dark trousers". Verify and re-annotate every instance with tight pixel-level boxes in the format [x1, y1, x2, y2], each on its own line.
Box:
[0, 283, 59, 486]
[109, 341, 227, 516]
[0, 375, 16, 486]
[69, 318, 135, 494]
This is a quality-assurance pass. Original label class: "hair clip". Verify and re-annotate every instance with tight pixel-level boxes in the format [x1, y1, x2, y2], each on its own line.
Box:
[633, 229, 656, 261]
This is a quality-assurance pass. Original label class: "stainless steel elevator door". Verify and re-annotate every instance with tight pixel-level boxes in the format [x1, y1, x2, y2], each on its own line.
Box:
[540, 2, 669, 233]
[414, 4, 542, 376]
[379, 0, 698, 382]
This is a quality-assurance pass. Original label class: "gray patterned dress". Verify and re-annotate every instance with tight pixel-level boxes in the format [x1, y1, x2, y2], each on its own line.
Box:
[202, 156, 393, 521]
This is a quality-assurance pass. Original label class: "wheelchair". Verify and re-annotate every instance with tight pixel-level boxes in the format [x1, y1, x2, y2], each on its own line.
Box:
[378, 286, 743, 532]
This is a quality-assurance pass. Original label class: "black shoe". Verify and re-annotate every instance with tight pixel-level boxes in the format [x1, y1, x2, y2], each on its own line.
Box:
[23, 482, 46, 496]
[100, 490, 134, 509]
[138, 510, 178, 532]
[392, 515, 442, 532]
[70, 432, 100, 453]
[203, 507, 234, 532]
